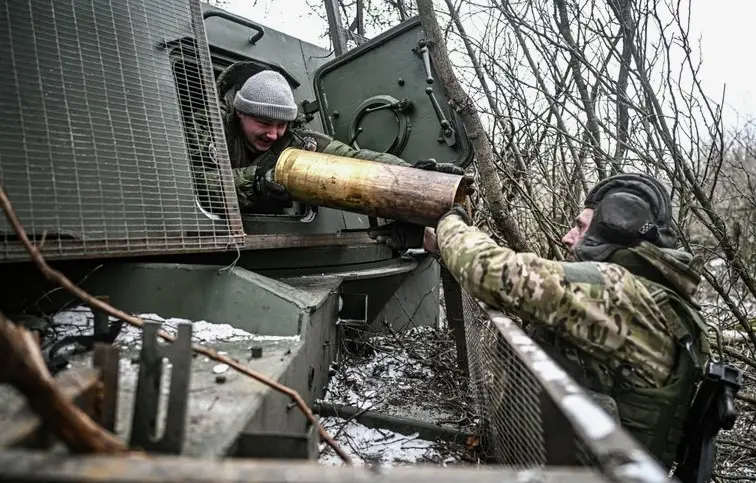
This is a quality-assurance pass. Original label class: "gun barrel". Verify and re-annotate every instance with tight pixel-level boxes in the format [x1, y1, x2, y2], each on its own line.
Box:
[275, 148, 467, 226]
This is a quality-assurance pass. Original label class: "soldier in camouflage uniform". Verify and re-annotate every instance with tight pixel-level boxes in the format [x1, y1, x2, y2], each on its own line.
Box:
[426, 174, 709, 469]
[189, 64, 467, 232]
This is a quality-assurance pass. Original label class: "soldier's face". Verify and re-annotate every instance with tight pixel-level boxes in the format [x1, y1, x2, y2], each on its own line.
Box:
[562, 208, 594, 259]
[239, 113, 288, 152]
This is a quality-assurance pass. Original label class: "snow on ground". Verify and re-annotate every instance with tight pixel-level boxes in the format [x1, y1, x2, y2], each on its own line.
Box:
[48, 306, 299, 350]
[316, 326, 477, 468]
[318, 418, 447, 467]
[48, 305, 474, 467]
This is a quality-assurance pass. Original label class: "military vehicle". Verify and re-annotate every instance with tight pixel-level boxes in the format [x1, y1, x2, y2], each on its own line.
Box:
[0, 0, 471, 459]
[0, 0, 674, 481]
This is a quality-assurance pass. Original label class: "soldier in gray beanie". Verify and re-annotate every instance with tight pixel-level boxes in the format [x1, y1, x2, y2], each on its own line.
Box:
[190, 62, 472, 250]
[233, 70, 299, 123]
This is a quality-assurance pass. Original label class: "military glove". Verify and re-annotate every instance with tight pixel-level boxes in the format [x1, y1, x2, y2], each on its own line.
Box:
[254, 169, 293, 208]
[368, 222, 426, 251]
[439, 204, 472, 226]
[412, 159, 475, 194]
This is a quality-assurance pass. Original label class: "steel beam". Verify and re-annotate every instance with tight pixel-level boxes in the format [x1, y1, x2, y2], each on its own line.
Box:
[0, 450, 613, 482]
[441, 267, 469, 376]
[130, 320, 193, 453]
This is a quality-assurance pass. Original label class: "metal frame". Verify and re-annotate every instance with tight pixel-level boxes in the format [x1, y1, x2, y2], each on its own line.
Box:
[477, 302, 672, 483]
[0, 450, 614, 482]
[0, 0, 246, 263]
[129, 321, 194, 454]
[0, 286, 673, 483]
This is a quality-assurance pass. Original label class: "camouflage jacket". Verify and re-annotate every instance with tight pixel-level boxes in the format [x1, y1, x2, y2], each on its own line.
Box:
[436, 213, 697, 389]
[189, 108, 410, 213]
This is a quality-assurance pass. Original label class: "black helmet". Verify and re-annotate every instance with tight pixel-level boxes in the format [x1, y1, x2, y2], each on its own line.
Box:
[575, 173, 677, 262]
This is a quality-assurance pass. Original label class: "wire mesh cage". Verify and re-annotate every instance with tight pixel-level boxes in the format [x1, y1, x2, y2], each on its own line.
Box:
[456, 287, 670, 481]
[0, 0, 244, 262]
[462, 291, 547, 466]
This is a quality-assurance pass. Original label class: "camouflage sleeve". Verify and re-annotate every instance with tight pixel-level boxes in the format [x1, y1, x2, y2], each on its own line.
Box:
[295, 129, 411, 166]
[194, 162, 258, 212]
[436, 213, 677, 389]
[186, 109, 259, 212]
[230, 165, 258, 211]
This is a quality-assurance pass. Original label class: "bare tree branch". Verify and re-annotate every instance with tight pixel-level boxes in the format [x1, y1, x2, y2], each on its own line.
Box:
[416, 0, 529, 252]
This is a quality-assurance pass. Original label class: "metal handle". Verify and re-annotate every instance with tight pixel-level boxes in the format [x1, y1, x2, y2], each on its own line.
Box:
[347, 95, 412, 154]
[348, 127, 363, 147]
[203, 10, 265, 45]
[415, 40, 457, 147]
[419, 41, 434, 85]
[364, 98, 412, 114]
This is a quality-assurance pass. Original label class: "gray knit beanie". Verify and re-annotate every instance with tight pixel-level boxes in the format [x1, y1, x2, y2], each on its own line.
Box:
[233, 70, 298, 122]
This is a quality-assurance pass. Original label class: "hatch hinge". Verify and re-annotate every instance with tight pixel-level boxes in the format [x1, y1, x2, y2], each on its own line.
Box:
[413, 39, 457, 147]
[301, 99, 320, 122]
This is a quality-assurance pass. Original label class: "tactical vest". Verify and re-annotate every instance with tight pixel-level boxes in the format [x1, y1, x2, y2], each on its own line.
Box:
[529, 258, 709, 468]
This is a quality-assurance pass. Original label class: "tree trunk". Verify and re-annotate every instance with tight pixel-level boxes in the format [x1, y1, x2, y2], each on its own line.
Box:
[415, 0, 529, 252]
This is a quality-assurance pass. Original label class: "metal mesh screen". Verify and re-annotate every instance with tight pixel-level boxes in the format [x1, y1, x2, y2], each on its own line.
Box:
[462, 290, 547, 466]
[458, 288, 670, 480]
[0, 0, 244, 261]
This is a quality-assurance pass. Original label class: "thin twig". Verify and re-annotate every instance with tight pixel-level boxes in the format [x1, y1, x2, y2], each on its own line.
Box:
[713, 472, 756, 481]
[724, 346, 756, 372]
[717, 439, 756, 453]
[0, 185, 351, 465]
[737, 392, 756, 408]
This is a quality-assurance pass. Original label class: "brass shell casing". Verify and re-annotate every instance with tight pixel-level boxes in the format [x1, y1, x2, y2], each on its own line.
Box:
[275, 148, 467, 226]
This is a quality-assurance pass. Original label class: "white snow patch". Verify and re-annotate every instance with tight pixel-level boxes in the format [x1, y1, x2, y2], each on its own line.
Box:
[708, 257, 726, 268]
[50, 306, 300, 348]
[321, 348, 438, 415]
[318, 417, 442, 467]
[316, 326, 475, 467]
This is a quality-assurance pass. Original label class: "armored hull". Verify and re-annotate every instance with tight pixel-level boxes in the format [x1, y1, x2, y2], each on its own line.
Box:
[0, 1, 670, 481]
[0, 0, 469, 460]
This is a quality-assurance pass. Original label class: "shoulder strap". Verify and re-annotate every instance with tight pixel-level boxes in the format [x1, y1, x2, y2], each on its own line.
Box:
[645, 280, 711, 357]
